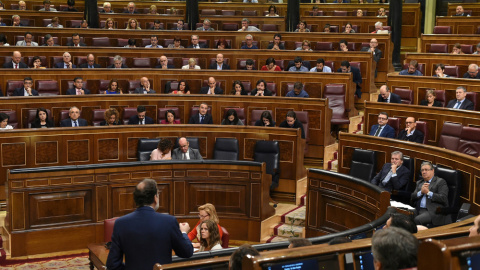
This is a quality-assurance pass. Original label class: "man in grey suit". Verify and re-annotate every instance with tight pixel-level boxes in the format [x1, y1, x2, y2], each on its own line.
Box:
[196, 19, 214, 31]
[411, 161, 449, 226]
[134, 77, 156, 94]
[16, 32, 38, 46]
[172, 137, 203, 160]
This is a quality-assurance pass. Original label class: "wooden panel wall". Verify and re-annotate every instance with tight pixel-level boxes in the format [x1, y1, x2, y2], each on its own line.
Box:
[420, 34, 480, 53]
[404, 52, 480, 78]
[436, 16, 480, 35]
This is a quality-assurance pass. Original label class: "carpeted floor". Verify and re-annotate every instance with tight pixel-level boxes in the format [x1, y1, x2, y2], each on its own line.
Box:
[0, 253, 90, 270]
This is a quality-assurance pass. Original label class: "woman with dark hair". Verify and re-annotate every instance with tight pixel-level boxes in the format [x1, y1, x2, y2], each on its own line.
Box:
[31, 108, 54, 128]
[216, 39, 230, 49]
[343, 23, 355, 33]
[150, 138, 173, 160]
[170, 80, 190, 95]
[279, 111, 305, 139]
[261, 58, 281, 71]
[160, 110, 181, 124]
[188, 203, 223, 248]
[221, 109, 244, 125]
[266, 5, 278, 17]
[101, 108, 121, 126]
[230, 81, 248, 96]
[105, 79, 123, 94]
[295, 20, 310, 32]
[32, 56, 46, 69]
[168, 36, 184, 49]
[255, 111, 276, 127]
[0, 34, 9, 46]
[0, 113, 13, 130]
[199, 220, 222, 252]
[433, 63, 449, 78]
[251, 79, 272, 96]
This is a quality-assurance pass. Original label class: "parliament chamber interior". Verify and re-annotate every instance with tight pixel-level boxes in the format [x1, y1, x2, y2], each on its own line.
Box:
[0, 0, 479, 269]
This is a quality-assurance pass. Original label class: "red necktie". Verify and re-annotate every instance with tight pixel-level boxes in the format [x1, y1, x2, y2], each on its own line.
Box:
[15, 64, 18, 69]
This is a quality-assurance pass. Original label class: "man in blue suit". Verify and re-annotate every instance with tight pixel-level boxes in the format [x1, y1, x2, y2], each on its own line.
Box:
[377, 85, 402, 103]
[370, 151, 410, 192]
[369, 112, 395, 138]
[106, 178, 193, 270]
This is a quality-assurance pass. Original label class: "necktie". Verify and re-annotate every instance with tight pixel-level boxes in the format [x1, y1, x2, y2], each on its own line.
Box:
[183, 152, 187, 160]
[381, 170, 393, 186]
[74, 120, 78, 127]
[15, 64, 18, 69]
[454, 101, 461, 109]
[201, 115, 205, 124]
[374, 126, 382, 136]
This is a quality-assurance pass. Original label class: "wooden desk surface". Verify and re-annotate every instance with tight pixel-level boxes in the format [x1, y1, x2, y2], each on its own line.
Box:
[88, 243, 108, 270]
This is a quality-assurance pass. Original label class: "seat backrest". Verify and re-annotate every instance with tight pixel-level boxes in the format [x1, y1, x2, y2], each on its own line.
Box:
[132, 58, 152, 68]
[158, 107, 180, 124]
[324, 61, 335, 70]
[128, 80, 141, 94]
[240, 81, 252, 94]
[457, 126, 480, 157]
[433, 26, 451, 34]
[123, 107, 138, 124]
[466, 92, 478, 111]
[346, 42, 356, 51]
[387, 117, 400, 137]
[401, 156, 415, 192]
[4, 111, 18, 129]
[201, 9, 216, 15]
[223, 108, 245, 124]
[324, 84, 347, 121]
[429, 44, 448, 53]
[222, 23, 239, 31]
[6, 80, 24, 96]
[137, 138, 160, 161]
[261, 24, 278, 31]
[242, 10, 257, 16]
[434, 90, 447, 107]
[254, 140, 280, 176]
[444, 66, 459, 78]
[438, 122, 463, 151]
[309, 10, 324, 16]
[348, 148, 376, 181]
[295, 111, 309, 142]
[461, 44, 473, 54]
[104, 217, 119, 242]
[237, 59, 256, 70]
[333, 10, 347, 16]
[213, 138, 239, 160]
[36, 80, 59, 96]
[350, 62, 361, 71]
[221, 10, 235, 16]
[414, 121, 428, 144]
[434, 165, 462, 222]
[393, 88, 413, 104]
[92, 109, 107, 126]
[92, 37, 111, 47]
[220, 226, 229, 248]
[250, 110, 272, 126]
[266, 82, 277, 96]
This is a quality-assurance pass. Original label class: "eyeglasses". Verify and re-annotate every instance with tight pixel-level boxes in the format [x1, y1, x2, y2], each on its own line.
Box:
[405, 122, 414, 124]
[198, 214, 209, 219]
[378, 117, 387, 120]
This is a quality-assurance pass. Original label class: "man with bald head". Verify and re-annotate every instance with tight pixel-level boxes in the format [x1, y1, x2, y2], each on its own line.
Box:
[463, 64, 480, 79]
[3, 51, 28, 68]
[397, 117, 425, 143]
[209, 54, 230, 70]
[134, 77, 156, 94]
[454, 5, 470, 16]
[78, 54, 101, 68]
[123, 2, 139, 14]
[18, 1, 27, 10]
[54, 52, 76, 68]
[200, 77, 223, 95]
[155, 56, 175, 69]
[172, 137, 203, 160]
[377, 85, 401, 103]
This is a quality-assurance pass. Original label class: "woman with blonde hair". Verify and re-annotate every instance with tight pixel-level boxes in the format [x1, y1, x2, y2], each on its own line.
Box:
[101, 108, 121, 126]
[199, 220, 223, 251]
[126, 18, 141, 30]
[149, 5, 159, 15]
[188, 203, 224, 248]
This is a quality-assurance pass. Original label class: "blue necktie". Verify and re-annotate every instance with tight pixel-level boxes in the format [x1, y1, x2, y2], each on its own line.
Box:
[201, 115, 205, 124]
[74, 120, 78, 127]
[454, 101, 461, 109]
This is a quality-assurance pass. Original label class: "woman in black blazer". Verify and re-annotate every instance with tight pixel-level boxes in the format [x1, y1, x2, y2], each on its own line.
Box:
[31, 108, 55, 128]
[419, 89, 443, 107]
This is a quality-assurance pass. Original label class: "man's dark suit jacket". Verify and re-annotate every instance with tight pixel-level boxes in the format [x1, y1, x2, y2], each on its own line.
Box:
[128, 115, 154, 125]
[360, 47, 382, 63]
[411, 176, 449, 226]
[369, 124, 396, 138]
[199, 86, 223, 95]
[78, 63, 101, 68]
[208, 63, 231, 70]
[65, 42, 87, 47]
[42, 44, 60, 46]
[370, 163, 410, 192]
[267, 43, 285, 50]
[377, 92, 402, 103]
[106, 206, 193, 270]
[188, 113, 213, 124]
[155, 64, 175, 69]
[107, 64, 129, 69]
[187, 43, 208, 49]
[463, 72, 480, 79]
[134, 88, 156, 94]
[446, 98, 474, 110]
[13, 87, 39, 96]
[397, 129, 424, 143]
[171, 148, 203, 160]
[66, 88, 91, 95]
[54, 62, 77, 68]
[338, 66, 362, 98]
[60, 118, 88, 127]
[123, 10, 139, 14]
[3, 62, 28, 68]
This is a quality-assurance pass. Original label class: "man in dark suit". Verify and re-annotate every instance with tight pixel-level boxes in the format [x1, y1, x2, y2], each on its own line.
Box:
[107, 55, 129, 69]
[106, 178, 193, 270]
[78, 54, 101, 68]
[171, 20, 185, 30]
[3, 51, 28, 69]
[462, 64, 480, 79]
[128, 105, 154, 125]
[361, 38, 382, 63]
[370, 151, 410, 192]
[337, 61, 362, 98]
[66, 77, 91, 95]
[100, 2, 113, 13]
[123, 2, 139, 14]
[54, 52, 77, 69]
[155, 56, 175, 69]
[13, 77, 39, 96]
[454, 5, 470, 16]
[267, 34, 285, 50]
[209, 53, 230, 70]
[196, 19, 215, 31]
[134, 77, 156, 94]
[60, 106, 88, 127]
[377, 85, 402, 103]
[66, 33, 86, 47]
[171, 137, 203, 160]
[369, 112, 396, 138]
[187, 35, 208, 49]
[188, 103, 213, 124]
[200, 77, 223, 95]
[411, 161, 449, 226]
[397, 117, 425, 143]
[446, 86, 474, 110]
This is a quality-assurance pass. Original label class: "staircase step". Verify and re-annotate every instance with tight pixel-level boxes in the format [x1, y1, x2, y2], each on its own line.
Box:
[281, 206, 306, 226]
[264, 235, 290, 243]
[272, 223, 305, 238]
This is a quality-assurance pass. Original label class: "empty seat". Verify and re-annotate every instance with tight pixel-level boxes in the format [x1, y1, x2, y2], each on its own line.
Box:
[3, 111, 18, 129]
[242, 10, 257, 16]
[221, 10, 235, 16]
[158, 107, 180, 124]
[250, 110, 272, 126]
[333, 10, 348, 16]
[222, 23, 238, 31]
[132, 58, 152, 68]
[324, 84, 350, 125]
[35, 80, 59, 96]
[117, 39, 128, 47]
[91, 37, 110, 47]
[315, 42, 333, 51]
[220, 226, 229, 248]
[92, 109, 107, 126]
[461, 44, 473, 54]
[223, 108, 245, 124]
[347, 42, 357, 51]
[433, 26, 451, 34]
[434, 90, 447, 107]
[240, 81, 252, 94]
[429, 44, 448, 53]
[99, 80, 110, 94]
[325, 61, 335, 70]
[266, 82, 277, 96]
[295, 111, 309, 142]
[42, 19, 52, 27]
[254, 140, 280, 190]
[262, 24, 278, 31]
[66, 20, 82, 28]
[444, 66, 459, 78]
[330, 25, 339, 33]
[438, 122, 463, 151]
[433, 166, 462, 224]
[466, 92, 478, 110]
[6, 80, 24, 96]
[122, 107, 138, 124]
[393, 88, 414, 104]
[349, 148, 376, 181]
[213, 138, 239, 160]
[201, 9, 216, 15]
[388, 117, 400, 137]
[415, 121, 428, 144]
[104, 217, 119, 242]
[137, 138, 160, 161]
